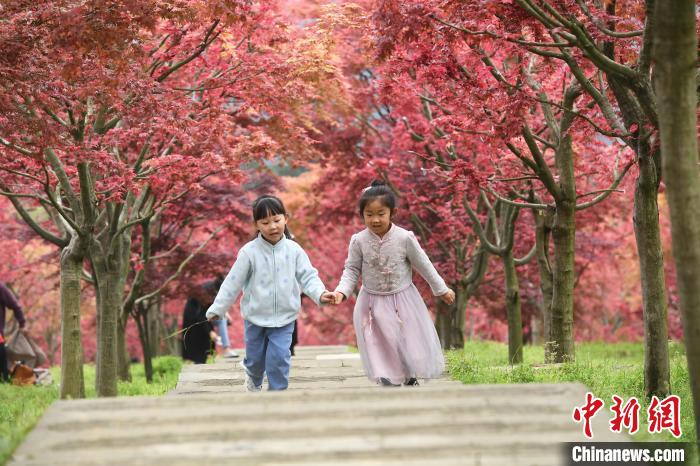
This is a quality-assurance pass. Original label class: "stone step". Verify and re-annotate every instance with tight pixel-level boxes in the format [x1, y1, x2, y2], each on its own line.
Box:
[9, 346, 625, 466]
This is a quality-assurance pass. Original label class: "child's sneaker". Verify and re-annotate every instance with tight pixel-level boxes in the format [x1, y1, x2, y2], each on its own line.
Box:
[223, 349, 239, 358]
[378, 377, 401, 387]
[404, 378, 419, 386]
[244, 372, 261, 392]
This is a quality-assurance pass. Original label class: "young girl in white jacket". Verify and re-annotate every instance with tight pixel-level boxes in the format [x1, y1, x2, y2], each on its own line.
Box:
[207, 195, 334, 391]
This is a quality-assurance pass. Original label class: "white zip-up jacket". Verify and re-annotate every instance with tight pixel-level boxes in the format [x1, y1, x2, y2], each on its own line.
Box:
[205, 234, 326, 327]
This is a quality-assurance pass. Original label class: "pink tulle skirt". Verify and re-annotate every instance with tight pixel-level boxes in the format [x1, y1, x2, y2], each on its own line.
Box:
[353, 283, 445, 384]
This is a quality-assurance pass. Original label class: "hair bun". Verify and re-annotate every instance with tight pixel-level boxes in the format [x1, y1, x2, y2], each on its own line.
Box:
[370, 179, 387, 187]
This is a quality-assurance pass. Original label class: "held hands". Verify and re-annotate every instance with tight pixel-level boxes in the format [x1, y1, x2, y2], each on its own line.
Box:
[332, 292, 345, 305]
[319, 291, 336, 304]
[319, 291, 345, 305]
[440, 289, 456, 305]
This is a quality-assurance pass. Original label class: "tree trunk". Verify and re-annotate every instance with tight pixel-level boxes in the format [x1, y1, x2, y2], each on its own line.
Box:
[436, 300, 452, 349]
[59, 239, 85, 399]
[634, 149, 671, 398]
[653, 0, 700, 449]
[550, 131, 576, 363]
[93, 258, 120, 397]
[452, 284, 469, 348]
[93, 273, 102, 392]
[503, 250, 523, 364]
[117, 316, 132, 382]
[116, 232, 132, 381]
[535, 208, 555, 360]
[436, 284, 468, 349]
[159, 311, 180, 356]
[134, 304, 154, 383]
[147, 300, 161, 357]
[435, 285, 469, 349]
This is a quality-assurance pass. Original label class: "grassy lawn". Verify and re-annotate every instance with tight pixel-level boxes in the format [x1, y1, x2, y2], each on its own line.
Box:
[0, 356, 182, 465]
[447, 340, 695, 449]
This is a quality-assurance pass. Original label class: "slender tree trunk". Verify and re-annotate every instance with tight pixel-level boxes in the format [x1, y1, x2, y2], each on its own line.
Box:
[634, 149, 671, 398]
[159, 309, 180, 356]
[654, 0, 700, 450]
[503, 251, 523, 364]
[452, 284, 469, 348]
[134, 305, 154, 383]
[147, 300, 160, 357]
[436, 300, 452, 349]
[143, 310, 153, 383]
[530, 314, 542, 345]
[535, 208, 555, 361]
[59, 239, 85, 399]
[436, 283, 471, 349]
[436, 287, 469, 349]
[94, 273, 102, 391]
[116, 232, 132, 381]
[550, 131, 577, 363]
[605, 63, 671, 398]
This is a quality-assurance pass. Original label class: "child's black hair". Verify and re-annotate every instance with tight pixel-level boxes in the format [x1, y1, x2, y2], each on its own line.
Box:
[358, 179, 397, 216]
[252, 195, 292, 239]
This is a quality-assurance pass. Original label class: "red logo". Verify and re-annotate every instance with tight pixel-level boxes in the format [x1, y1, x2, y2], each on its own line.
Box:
[609, 395, 640, 434]
[573, 392, 605, 438]
[648, 395, 682, 438]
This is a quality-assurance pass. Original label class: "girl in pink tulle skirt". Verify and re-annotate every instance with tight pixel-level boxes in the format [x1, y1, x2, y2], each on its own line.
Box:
[333, 179, 456, 386]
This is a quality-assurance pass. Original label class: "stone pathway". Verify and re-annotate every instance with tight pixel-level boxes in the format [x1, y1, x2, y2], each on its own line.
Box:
[9, 346, 627, 465]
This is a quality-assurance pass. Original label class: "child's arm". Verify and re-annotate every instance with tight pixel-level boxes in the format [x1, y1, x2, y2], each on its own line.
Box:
[334, 235, 362, 301]
[205, 251, 251, 321]
[295, 250, 328, 305]
[406, 232, 451, 297]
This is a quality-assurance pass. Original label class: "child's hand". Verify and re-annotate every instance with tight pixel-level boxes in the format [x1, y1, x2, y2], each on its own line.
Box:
[320, 291, 336, 304]
[440, 289, 456, 305]
[333, 291, 346, 305]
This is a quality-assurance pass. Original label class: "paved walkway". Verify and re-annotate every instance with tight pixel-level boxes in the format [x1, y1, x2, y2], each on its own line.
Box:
[10, 346, 627, 465]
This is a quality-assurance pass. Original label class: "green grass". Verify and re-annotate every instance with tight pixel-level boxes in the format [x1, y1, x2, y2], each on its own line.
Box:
[0, 356, 182, 465]
[447, 341, 696, 448]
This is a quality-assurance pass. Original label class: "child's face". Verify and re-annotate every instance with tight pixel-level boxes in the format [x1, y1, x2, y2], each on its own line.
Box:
[255, 214, 288, 244]
[363, 199, 392, 237]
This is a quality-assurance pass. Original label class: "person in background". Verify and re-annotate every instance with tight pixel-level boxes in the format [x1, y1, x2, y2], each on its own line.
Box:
[0, 282, 26, 382]
[181, 294, 216, 364]
[215, 311, 239, 358]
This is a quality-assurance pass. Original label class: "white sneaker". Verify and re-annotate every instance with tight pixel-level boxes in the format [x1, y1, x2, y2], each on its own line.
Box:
[244, 372, 261, 392]
[223, 349, 239, 358]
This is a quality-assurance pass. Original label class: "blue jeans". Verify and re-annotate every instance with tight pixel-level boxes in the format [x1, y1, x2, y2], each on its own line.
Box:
[216, 318, 230, 348]
[243, 320, 294, 391]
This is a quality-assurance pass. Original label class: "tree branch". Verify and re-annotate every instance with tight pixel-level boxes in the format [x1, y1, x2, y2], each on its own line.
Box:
[463, 195, 505, 256]
[156, 20, 221, 83]
[523, 126, 561, 199]
[574, 0, 644, 38]
[135, 225, 225, 305]
[575, 158, 634, 210]
[0, 182, 68, 247]
[0, 136, 34, 156]
[487, 187, 550, 210]
[44, 148, 82, 220]
[514, 243, 537, 266]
